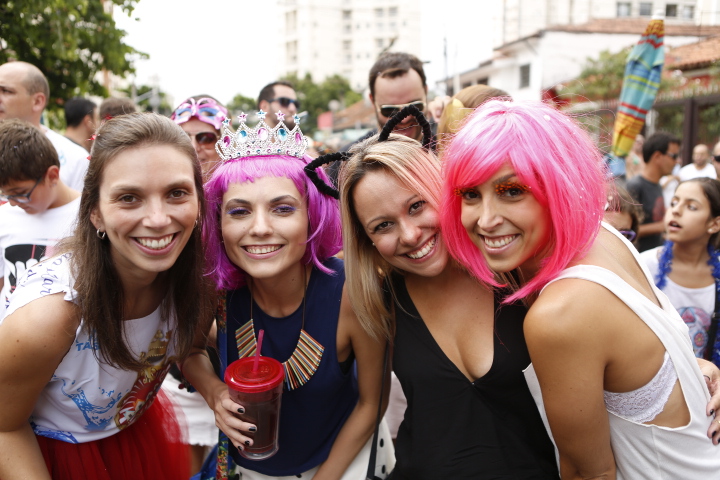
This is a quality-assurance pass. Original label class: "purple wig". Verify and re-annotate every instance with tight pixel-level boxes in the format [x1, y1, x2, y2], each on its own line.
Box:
[441, 100, 608, 302]
[203, 154, 342, 290]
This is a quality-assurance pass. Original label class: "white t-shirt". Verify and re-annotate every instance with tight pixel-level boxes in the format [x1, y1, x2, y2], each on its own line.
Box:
[2, 253, 178, 443]
[641, 246, 715, 357]
[0, 197, 80, 316]
[678, 163, 717, 182]
[44, 128, 89, 192]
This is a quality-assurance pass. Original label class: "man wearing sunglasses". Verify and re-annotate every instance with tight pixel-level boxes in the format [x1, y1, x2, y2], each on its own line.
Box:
[257, 81, 300, 130]
[0, 61, 89, 192]
[679, 144, 716, 181]
[627, 131, 682, 252]
[369, 52, 429, 143]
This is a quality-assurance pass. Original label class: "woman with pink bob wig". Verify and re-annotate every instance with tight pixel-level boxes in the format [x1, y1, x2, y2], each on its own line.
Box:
[441, 99, 720, 479]
[181, 151, 393, 479]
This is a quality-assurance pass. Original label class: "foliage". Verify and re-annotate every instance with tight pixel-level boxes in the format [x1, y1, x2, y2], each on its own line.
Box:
[560, 47, 680, 102]
[0, 0, 145, 112]
[119, 83, 172, 116]
[227, 93, 257, 115]
[279, 73, 362, 134]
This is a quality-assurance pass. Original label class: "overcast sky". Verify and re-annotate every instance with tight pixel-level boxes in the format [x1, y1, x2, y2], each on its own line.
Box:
[114, 0, 496, 107]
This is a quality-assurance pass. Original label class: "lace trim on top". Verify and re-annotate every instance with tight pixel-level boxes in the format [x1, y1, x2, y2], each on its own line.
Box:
[604, 352, 678, 423]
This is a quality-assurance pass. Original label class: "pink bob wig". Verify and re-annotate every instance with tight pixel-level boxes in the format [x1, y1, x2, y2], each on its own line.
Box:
[203, 154, 342, 290]
[441, 100, 608, 302]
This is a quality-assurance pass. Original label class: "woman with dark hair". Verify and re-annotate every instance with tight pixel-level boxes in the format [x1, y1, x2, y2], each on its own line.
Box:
[642, 178, 720, 366]
[0, 112, 210, 479]
[181, 112, 393, 479]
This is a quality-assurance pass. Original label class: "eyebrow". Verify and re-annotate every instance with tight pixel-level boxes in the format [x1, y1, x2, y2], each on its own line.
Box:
[225, 194, 299, 207]
[493, 173, 518, 186]
[108, 180, 195, 193]
[364, 194, 420, 229]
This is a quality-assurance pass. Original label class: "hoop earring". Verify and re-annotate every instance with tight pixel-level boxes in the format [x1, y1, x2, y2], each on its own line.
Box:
[96, 229, 107, 240]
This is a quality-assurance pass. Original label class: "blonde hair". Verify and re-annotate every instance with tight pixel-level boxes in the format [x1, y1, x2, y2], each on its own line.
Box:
[339, 134, 442, 340]
[437, 85, 509, 153]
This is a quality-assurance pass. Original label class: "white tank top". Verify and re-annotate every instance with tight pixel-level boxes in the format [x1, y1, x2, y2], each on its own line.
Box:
[2, 253, 178, 443]
[523, 223, 720, 479]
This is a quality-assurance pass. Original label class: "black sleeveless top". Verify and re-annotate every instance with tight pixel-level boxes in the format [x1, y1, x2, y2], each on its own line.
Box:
[390, 274, 559, 479]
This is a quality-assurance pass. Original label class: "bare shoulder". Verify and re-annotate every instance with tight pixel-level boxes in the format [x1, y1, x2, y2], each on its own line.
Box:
[526, 278, 618, 347]
[0, 293, 80, 363]
[0, 294, 79, 431]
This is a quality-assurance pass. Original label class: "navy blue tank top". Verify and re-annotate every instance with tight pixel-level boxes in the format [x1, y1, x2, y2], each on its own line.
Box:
[221, 257, 358, 476]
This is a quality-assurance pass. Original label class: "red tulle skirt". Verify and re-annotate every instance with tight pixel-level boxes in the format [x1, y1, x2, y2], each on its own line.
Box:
[37, 390, 190, 480]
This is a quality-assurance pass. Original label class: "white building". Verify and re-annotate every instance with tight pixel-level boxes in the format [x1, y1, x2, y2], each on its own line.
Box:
[280, 0, 422, 92]
[442, 0, 720, 100]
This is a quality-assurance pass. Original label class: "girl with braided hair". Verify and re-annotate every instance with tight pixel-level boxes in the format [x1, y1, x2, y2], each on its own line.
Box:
[641, 177, 720, 366]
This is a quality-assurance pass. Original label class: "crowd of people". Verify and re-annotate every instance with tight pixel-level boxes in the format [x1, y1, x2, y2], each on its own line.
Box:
[2, 50, 720, 480]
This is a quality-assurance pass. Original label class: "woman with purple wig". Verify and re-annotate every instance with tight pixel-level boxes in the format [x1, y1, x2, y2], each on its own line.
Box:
[441, 99, 720, 479]
[180, 112, 393, 479]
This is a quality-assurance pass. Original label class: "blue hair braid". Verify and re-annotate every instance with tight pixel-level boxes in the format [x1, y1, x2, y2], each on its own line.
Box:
[654, 240, 674, 290]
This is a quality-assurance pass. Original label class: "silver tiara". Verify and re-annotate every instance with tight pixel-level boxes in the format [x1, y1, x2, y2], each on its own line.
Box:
[215, 110, 309, 161]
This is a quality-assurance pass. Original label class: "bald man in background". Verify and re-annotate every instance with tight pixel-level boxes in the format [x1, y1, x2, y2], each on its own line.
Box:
[0, 61, 88, 191]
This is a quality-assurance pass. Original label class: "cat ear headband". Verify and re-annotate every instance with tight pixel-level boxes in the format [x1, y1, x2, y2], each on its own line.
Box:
[304, 104, 433, 199]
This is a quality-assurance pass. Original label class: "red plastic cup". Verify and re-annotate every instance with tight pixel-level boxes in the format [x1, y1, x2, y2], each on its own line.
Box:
[225, 356, 284, 460]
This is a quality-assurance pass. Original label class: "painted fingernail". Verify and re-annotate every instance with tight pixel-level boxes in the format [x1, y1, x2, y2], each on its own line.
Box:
[237, 407, 245, 414]
[249, 426, 257, 432]
[244, 440, 250, 446]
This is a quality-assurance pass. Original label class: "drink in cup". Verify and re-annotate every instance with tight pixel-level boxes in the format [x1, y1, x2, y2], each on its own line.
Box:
[225, 356, 284, 460]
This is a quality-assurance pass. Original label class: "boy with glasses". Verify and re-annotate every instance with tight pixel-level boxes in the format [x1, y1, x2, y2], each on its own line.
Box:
[0, 119, 80, 316]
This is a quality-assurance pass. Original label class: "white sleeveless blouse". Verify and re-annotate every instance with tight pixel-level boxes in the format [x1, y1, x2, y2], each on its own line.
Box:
[2, 253, 178, 443]
[523, 223, 720, 479]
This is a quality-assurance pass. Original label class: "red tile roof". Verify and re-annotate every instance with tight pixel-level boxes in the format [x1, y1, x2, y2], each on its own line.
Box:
[666, 35, 720, 70]
[333, 99, 376, 131]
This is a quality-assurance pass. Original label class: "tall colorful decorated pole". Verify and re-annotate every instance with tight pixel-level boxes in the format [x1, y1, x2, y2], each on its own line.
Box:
[611, 15, 665, 159]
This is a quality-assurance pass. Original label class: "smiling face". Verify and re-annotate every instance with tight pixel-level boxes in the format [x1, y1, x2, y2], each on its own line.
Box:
[221, 176, 308, 282]
[352, 169, 448, 278]
[459, 164, 552, 278]
[665, 181, 720, 245]
[90, 145, 199, 283]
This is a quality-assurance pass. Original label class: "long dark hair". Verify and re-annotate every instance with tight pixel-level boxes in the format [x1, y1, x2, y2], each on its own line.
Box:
[58, 112, 212, 371]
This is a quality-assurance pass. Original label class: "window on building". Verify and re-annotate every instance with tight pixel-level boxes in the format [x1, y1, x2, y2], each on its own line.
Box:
[519, 64, 531, 89]
[375, 8, 384, 17]
[666, 4, 678, 17]
[342, 9, 351, 20]
[616, 2, 631, 17]
[389, 6, 398, 16]
[681, 5, 695, 19]
[377, 22, 384, 30]
[478, 77, 489, 85]
[389, 21, 397, 30]
[639, 2, 652, 16]
[376, 38, 384, 48]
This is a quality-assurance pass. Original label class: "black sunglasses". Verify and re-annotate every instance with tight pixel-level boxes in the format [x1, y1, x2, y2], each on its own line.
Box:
[378, 101, 426, 119]
[714, 155, 720, 163]
[187, 131, 218, 147]
[667, 152, 680, 160]
[0, 176, 43, 204]
[269, 97, 300, 109]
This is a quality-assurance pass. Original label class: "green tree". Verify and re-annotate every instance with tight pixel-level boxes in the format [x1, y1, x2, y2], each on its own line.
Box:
[227, 93, 257, 115]
[280, 73, 362, 134]
[561, 47, 679, 102]
[0, 0, 145, 111]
